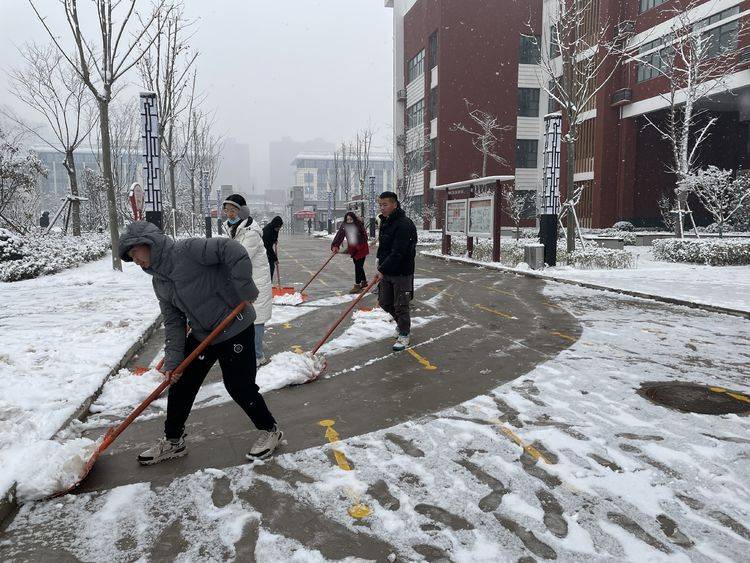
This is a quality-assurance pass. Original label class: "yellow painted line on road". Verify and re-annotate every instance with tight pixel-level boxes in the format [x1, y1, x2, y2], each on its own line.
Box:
[282, 322, 292, 329]
[487, 417, 552, 465]
[710, 386, 750, 404]
[317, 419, 371, 519]
[407, 348, 438, 370]
[551, 331, 576, 342]
[291, 345, 303, 354]
[543, 301, 563, 309]
[475, 304, 516, 320]
[484, 285, 514, 297]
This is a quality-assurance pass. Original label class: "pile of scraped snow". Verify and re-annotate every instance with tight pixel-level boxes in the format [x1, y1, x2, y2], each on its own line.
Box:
[256, 351, 326, 391]
[15, 437, 99, 501]
[89, 368, 166, 419]
[272, 292, 304, 305]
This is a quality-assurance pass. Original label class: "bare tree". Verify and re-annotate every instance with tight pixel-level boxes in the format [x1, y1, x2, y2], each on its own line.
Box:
[353, 128, 374, 219]
[450, 99, 511, 177]
[0, 127, 46, 233]
[537, 0, 621, 251]
[627, 1, 748, 237]
[138, 6, 198, 232]
[681, 166, 750, 237]
[29, 0, 173, 270]
[3, 43, 97, 236]
[502, 185, 533, 240]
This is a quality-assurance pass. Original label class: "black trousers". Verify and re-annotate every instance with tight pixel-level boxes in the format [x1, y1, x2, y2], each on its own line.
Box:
[353, 257, 367, 285]
[165, 327, 276, 439]
[269, 258, 276, 280]
[378, 274, 413, 334]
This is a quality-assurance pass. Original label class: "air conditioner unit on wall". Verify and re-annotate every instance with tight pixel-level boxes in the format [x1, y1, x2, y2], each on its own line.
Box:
[397, 89, 407, 102]
[611, 88, 633, 107]
[397, 133, 406, 147]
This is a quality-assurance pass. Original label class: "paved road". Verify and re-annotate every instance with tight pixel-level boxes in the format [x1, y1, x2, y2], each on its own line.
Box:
[2, 234, 582, 560]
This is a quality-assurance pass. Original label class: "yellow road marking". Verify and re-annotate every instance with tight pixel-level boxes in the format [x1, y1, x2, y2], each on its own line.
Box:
[407, 348, 437, 370]
[551, 331, 576, 342]
[487, 418, 552, 464]
[475, 304, 515, 319]
[282, 322, 292, 329]
[317, 419, 371, 518]
[543, 301, 563, 309]
[484, 285, 514, 297]
[291, 345, 303, 354]
[710, 386, 750, 404]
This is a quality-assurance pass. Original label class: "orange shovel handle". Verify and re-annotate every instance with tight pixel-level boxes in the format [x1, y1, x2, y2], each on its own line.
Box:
[299, 252, 337, 294]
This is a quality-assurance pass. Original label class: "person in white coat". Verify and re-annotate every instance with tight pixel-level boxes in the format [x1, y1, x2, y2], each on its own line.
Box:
[223, 194, 273, 367]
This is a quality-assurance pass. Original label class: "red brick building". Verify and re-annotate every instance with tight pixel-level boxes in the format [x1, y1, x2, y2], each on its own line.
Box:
[387, 0, 750, 228]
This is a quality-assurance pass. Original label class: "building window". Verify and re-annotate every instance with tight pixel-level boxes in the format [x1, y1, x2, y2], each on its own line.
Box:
[515, 139, 538, 168]
[304, 172, 314, 184]
[696, 7, 740, 59]
[639, 0, 665, 13]
[429, 137, 438, 170]
[428, 31, 438, 70]
[407, 99, 424, 129]
[549, 26, 560, 58]
[429, 87, 438, 120]
[519, 35, 541, 65]
[407, 50, 425, 83]
[636, 37, 672, 83]
[518, 88, 540, 117]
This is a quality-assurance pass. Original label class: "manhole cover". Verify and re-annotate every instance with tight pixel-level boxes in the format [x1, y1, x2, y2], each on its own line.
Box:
[638, 382, 750, 415]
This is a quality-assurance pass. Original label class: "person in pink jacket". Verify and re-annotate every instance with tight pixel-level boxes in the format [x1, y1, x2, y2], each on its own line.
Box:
[331, 211, 370, 293]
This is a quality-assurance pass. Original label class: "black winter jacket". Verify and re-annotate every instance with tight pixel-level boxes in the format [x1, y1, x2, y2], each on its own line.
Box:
[376, 207, 417, 276]
[262, 217, 283, 263]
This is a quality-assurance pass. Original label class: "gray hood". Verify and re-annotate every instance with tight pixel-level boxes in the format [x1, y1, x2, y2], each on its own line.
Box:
[118, 221, 174, 275]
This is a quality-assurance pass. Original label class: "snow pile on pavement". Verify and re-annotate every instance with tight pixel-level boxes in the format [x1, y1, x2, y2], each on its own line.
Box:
[272, 292, 305, 305]
[257, 351, 327, 391]
[0, 257, 159, 499]
[653, 237, 750, 265]
[15, 437, 98, 501]
[89, 368, 165, 419]
[0, 229, 110, 282]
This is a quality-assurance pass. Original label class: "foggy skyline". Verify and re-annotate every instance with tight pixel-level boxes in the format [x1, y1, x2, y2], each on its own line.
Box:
[0, 0, 394, 190]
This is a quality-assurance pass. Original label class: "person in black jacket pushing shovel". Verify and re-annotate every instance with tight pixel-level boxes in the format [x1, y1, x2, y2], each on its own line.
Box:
[376, 191, 417, 352]
[118, 221, 283, 465]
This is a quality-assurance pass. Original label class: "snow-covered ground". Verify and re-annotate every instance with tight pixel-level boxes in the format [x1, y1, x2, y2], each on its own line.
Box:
[5, 284, 749, 561]
[0, 258, 159, 499]
[424, 246, 750, 314]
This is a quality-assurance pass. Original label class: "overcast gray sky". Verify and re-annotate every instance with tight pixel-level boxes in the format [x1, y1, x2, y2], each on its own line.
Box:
[0, 0, 394, 188]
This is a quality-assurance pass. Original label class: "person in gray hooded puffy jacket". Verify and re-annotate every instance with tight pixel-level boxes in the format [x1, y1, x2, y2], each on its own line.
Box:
[118, 221, 283, 465]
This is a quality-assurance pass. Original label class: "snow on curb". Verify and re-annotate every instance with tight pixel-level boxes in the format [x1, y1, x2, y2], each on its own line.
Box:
[421, 250, 750, 320]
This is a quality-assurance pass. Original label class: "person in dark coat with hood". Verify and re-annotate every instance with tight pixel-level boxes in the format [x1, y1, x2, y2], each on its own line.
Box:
[118, 221, 283, 465]
[376, 191, 417, 352]
[262, 215, 284, 278]
[331, 211, 369, 293]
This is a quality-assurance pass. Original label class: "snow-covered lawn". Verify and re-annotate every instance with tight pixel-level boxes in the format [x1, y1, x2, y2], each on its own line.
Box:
[6, 284, 749, 560]
[424, 246, 750, 314]
[0, 258, 159, 499]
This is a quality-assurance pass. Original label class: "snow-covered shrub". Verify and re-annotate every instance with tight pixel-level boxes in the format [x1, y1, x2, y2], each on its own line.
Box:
[595, 228, 636, 246]
[0, 228, 26, 261]
[0, 232, 110, 282]
[653, 238, 750, 266]
[612, 221, 634, 231]
[680, 167, 750, 237]
[450, 238, 567, 265]
[701, 222, 737, 234]
[567, 247, 635, 269]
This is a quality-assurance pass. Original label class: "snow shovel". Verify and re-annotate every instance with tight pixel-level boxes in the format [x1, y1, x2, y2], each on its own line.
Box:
[272, 261, 297, 297]
[298, 251, 337, 295]
[51, 302, 249, 498]
[300, 274, 382, 383]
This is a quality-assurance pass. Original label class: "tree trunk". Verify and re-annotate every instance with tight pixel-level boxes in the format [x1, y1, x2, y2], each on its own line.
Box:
[98, 98, 122, 271]
[63, 150, 81, 236]
[566, 139, 576, 253]
[169, 161, 178, 235]
[482, 152, 488, 177]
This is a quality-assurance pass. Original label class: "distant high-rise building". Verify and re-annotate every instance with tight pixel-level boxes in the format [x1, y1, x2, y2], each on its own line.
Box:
[218, 138, 251, 193]
[269, 137, 335, 192]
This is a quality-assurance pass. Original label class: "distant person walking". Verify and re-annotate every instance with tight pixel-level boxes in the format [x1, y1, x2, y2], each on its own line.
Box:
[223, 194, 273, 367]
[376, 191, 417, 352]
[117, 222, 283, 465]
[331, 211, 369, 293]
[307, 217, 312, 235]
[262, 215, 284, 278]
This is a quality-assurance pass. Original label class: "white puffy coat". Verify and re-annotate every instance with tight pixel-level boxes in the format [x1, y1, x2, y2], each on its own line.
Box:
[229, 218, 273, 324]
